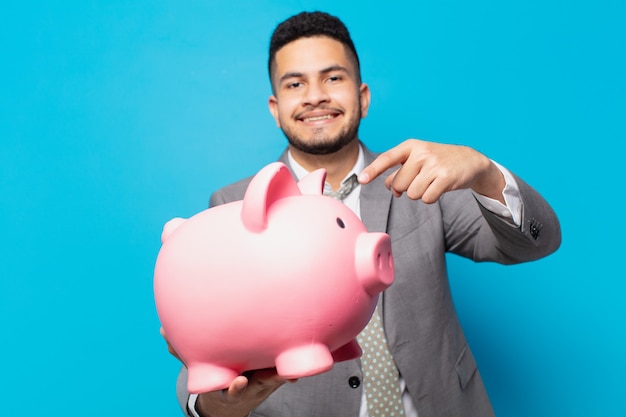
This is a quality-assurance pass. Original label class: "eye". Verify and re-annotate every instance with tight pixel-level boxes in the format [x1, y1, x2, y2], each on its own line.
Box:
[286, 81, 302, 89]
[336, 217, 345, 228]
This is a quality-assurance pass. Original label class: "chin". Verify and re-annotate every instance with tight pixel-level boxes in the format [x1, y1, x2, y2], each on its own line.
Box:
[288, 138, 352, 155]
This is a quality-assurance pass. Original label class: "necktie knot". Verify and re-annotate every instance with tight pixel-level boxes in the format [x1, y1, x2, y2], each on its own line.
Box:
[323, 173, 359, 201]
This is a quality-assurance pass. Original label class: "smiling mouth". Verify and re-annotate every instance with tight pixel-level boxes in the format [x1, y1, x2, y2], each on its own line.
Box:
[297, 108, 342, 123]
[302, 114, 335, 122]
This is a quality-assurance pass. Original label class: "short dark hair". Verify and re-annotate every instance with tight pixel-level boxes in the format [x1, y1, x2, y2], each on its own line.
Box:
[268, 11, 361, 87]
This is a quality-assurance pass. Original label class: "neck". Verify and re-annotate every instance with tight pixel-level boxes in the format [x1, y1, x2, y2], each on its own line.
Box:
[289, 140, 360, 191]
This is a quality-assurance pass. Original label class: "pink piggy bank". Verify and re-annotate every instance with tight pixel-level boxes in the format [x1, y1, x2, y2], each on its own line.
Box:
[154, 162, 394, 394]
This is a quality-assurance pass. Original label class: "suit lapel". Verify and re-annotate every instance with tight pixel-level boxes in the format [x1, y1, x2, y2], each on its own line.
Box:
[359, 147, 393, 233]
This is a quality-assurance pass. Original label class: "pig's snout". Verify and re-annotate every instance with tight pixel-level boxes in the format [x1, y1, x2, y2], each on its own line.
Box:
[355, 233, 395, 296]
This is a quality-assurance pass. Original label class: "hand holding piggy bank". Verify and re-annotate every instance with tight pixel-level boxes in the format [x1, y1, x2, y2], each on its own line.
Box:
[154, 162, 394, 393]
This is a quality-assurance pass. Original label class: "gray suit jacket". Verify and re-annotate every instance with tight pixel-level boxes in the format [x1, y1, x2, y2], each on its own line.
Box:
[177, 144, 561, 417]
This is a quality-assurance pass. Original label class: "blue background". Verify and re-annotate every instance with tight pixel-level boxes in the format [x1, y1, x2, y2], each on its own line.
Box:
[1, 1, 624, 415]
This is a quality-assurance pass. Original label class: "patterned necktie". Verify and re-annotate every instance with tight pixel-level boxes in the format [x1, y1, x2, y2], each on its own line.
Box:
[323, 173, 359, 201]
[357, 306, 406, 417]
[326, 171, 404, 415]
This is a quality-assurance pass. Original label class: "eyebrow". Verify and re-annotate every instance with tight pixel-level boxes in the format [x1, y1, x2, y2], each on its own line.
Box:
[278, 65, 351, 85]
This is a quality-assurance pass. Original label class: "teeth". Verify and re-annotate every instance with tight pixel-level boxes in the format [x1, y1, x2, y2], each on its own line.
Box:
[303, 115, 333, 122]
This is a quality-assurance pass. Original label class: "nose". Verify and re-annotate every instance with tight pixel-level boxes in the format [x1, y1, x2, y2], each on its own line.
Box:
[303, 81, 330, 107]
[355, 233, 395, 296]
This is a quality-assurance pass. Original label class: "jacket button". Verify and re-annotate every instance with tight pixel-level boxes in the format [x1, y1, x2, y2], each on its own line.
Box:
[348, 376, 361, 388]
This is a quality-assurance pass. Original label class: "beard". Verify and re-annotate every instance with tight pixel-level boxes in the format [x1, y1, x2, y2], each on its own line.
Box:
[281, 106, 362, 155]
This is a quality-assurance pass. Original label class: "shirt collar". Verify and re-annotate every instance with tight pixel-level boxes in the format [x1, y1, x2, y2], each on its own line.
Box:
[287, 144, 365, 186]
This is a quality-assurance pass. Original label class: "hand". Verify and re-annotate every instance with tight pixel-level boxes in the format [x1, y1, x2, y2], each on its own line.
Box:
[160, 328, 296, 417]
[195, 368, 296, 417]
[358, 139, 505, 204]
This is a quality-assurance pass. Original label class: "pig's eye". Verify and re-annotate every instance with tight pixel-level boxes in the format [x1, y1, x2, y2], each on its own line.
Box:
[336, 217, 345, 228]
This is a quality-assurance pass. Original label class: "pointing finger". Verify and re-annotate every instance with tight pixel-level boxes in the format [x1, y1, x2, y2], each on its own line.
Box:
[358, 143, 411, 184]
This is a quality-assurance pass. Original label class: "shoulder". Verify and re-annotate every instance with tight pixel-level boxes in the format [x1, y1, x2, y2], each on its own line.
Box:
[209, 150, 291, 208]
[209, 175, 254, 207]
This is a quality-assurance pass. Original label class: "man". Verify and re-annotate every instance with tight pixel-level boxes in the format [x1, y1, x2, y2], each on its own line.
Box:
[166, 11, 561, 417]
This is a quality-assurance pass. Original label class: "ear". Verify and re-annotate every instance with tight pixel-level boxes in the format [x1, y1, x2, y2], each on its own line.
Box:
[161, 217, 186, 243]
[297, 168, 327, 195]
[359, 83, 371, 119]
[268, 95, 281, 127]
[241, 162, 301, 233]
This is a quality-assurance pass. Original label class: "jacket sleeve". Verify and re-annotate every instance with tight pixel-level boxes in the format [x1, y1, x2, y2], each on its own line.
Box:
[176, 367, 193, 416]
[441, 172, 561, 264]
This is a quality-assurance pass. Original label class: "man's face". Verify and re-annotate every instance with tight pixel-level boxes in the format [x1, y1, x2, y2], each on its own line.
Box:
[269, 36, 370, 155]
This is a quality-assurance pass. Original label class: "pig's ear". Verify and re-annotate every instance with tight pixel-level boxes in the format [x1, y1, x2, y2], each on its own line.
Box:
[161, 217, 186, 243]
[297, 168, 326, 195]
[241, 162, 300, 233]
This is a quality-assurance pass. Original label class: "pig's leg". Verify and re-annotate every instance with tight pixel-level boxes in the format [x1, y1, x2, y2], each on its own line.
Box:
[274, 343, 334, 378]
[187, 362, 239, 394]
[331, 338, 362, 362]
